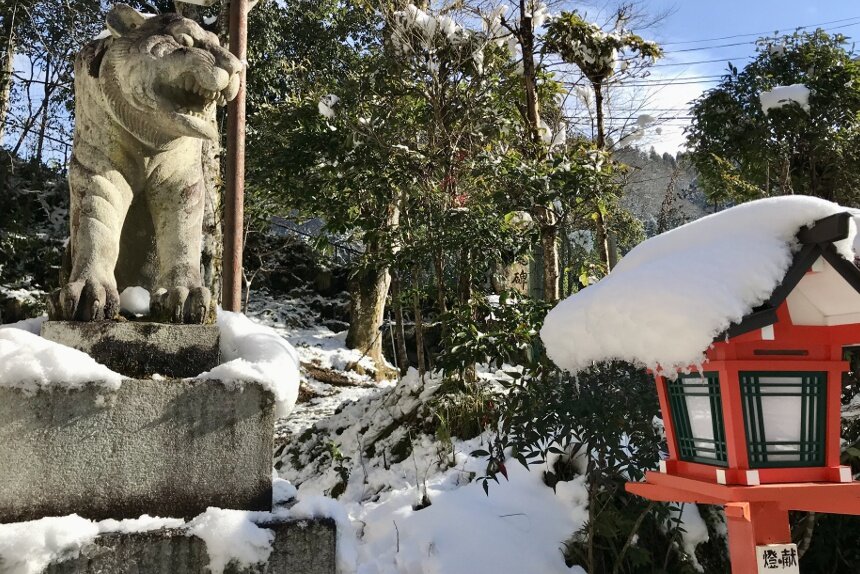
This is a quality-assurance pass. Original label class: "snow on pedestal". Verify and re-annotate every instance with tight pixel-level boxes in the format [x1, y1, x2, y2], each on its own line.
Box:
[119, 286, 151, 316]
[197, 310, 301, 418]
[0, 310, 301, 524]
[0, 327, 123, 392]
[0, 507, 337, 574]
[540, 196, 857, 373]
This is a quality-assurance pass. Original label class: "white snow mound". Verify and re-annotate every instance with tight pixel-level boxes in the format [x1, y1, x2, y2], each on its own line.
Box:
[0, 328, 123, 392]
[671, 503, 709, 572]
[186, 508, 275, 574]
[0, 316, 46, 335]
[0, 515, 98, 574]
[0, 514, 181, 574]
[119, 286, 150, 316]
[760, 84, 810, 114]
[541, 196, 856, 373]
[197, 310, 300, 417]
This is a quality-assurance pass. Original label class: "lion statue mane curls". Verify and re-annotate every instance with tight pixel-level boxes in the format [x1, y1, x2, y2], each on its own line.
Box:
[50, 4, 242, 324]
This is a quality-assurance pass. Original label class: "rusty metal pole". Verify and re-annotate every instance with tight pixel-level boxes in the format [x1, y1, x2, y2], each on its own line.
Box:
[223, 0, 248, 312]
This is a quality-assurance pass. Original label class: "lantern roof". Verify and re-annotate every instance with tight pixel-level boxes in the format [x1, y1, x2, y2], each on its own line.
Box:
[541, 196, 859, 374]
[726, 211, 860, 339]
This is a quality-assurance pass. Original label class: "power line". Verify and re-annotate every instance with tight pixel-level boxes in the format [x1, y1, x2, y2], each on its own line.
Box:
[613, 74, 723, 83]
[650, 56, 752, 68]
[563, 78, 719, 89]
[661, 15, 860, 46]
[621, 80, 719, 87]
[564, 116, 694, 121]
[662, 20, 860, 54]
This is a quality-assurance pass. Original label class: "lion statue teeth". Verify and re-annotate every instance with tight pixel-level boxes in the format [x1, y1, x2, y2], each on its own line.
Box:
[50, 4, 242, 324]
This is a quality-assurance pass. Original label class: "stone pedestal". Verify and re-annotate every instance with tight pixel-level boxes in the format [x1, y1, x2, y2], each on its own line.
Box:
[43, 518, 337, 574]
[41, 321, 220, 378]
[0, 378, 274, 523]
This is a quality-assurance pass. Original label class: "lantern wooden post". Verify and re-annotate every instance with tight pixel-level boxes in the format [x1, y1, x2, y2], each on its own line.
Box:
[725, 502, 792, 572]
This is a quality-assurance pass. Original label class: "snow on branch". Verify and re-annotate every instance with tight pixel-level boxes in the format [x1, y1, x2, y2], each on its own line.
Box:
[760, 84, 811, 114]
[544, 11, 662, 83]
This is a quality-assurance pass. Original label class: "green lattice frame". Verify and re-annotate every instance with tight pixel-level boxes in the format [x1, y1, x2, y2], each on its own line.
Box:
[666, 373, 728, 466]
[739, 372, 827, 468]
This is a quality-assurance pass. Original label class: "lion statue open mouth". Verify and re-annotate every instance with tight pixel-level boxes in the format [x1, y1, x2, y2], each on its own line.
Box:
[51, 4, 242, 324]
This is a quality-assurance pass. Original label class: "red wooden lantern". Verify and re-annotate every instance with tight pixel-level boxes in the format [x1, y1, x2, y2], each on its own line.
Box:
[627, 212, 860, 572]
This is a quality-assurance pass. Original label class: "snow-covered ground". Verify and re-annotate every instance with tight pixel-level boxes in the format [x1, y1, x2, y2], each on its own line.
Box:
[246, 295, 710, 574]
[247, 297, 593, 574]
[240, 294, 579, 571]
[245, 294, 387, 440]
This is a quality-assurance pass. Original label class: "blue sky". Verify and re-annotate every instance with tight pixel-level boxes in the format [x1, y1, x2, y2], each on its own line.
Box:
[612, 0, 860, 153]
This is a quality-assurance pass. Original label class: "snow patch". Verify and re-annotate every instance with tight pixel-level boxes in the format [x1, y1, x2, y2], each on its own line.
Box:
[97, 515, 185, 534]
[318, 94, 340, 119]
[197, 310, 300, 417]
[0, 316, 46, 335]
[119, 286, 150, 316]
[273, 470, 298, 505]
[277, 366, 591, 574]
[760, 84, 810, 114]
[0, 514, 182, 574]
[541, 196, 856, 373]
[669, 503, 709, 572]
[186, 508, 275, 574]
[0, 328, 123, 392]
[351, 456, 586, 574]
[0, 515, 98, 574]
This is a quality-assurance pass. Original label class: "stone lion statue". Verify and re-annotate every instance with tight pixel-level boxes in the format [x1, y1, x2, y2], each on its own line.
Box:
[50, 4, 241, 324]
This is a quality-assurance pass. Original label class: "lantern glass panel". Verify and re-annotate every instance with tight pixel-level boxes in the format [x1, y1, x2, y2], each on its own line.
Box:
[666, 373, 727, 466]
[685, 393, 716, 448]
[740, 372, 826, 468]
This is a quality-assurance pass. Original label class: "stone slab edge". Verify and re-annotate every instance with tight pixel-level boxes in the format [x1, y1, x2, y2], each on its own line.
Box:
[41, 321, 220, 378]
[0, 378, 273, 523]
[43, 517, 337, 574]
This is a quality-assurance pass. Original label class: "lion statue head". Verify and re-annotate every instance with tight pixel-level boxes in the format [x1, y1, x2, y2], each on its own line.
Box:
[89, 4, 242, 143]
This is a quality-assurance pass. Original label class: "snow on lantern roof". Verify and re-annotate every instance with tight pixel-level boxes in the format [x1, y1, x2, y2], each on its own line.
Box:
[781, 214, 860, 330]
[540, 196, 858, 374]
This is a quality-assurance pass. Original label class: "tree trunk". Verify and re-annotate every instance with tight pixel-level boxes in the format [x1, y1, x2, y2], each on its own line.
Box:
[390, 269, 409, 376]
[346, 199, 399, 371]
[34, 56, 51, 165]
[458, 248, 472, 304]
[593, 81, 605, 150]
[412, 263, 426, 379]
[539, 222, 559, 302]
[346, 262, 390, 367]
[594, 209, 614, 273]
[520, 7, 564, 302]
[519, 11, 540, 143]
[592, 81, 617, 271]
[433, 249, 447, 315]
[0, 6, 16, 144]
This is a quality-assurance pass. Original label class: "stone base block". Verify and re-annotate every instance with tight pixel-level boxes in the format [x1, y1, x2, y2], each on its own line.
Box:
[44, 518, 336, 574]
[0, 378, 273, 523]
[41, 321, 220, 378]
